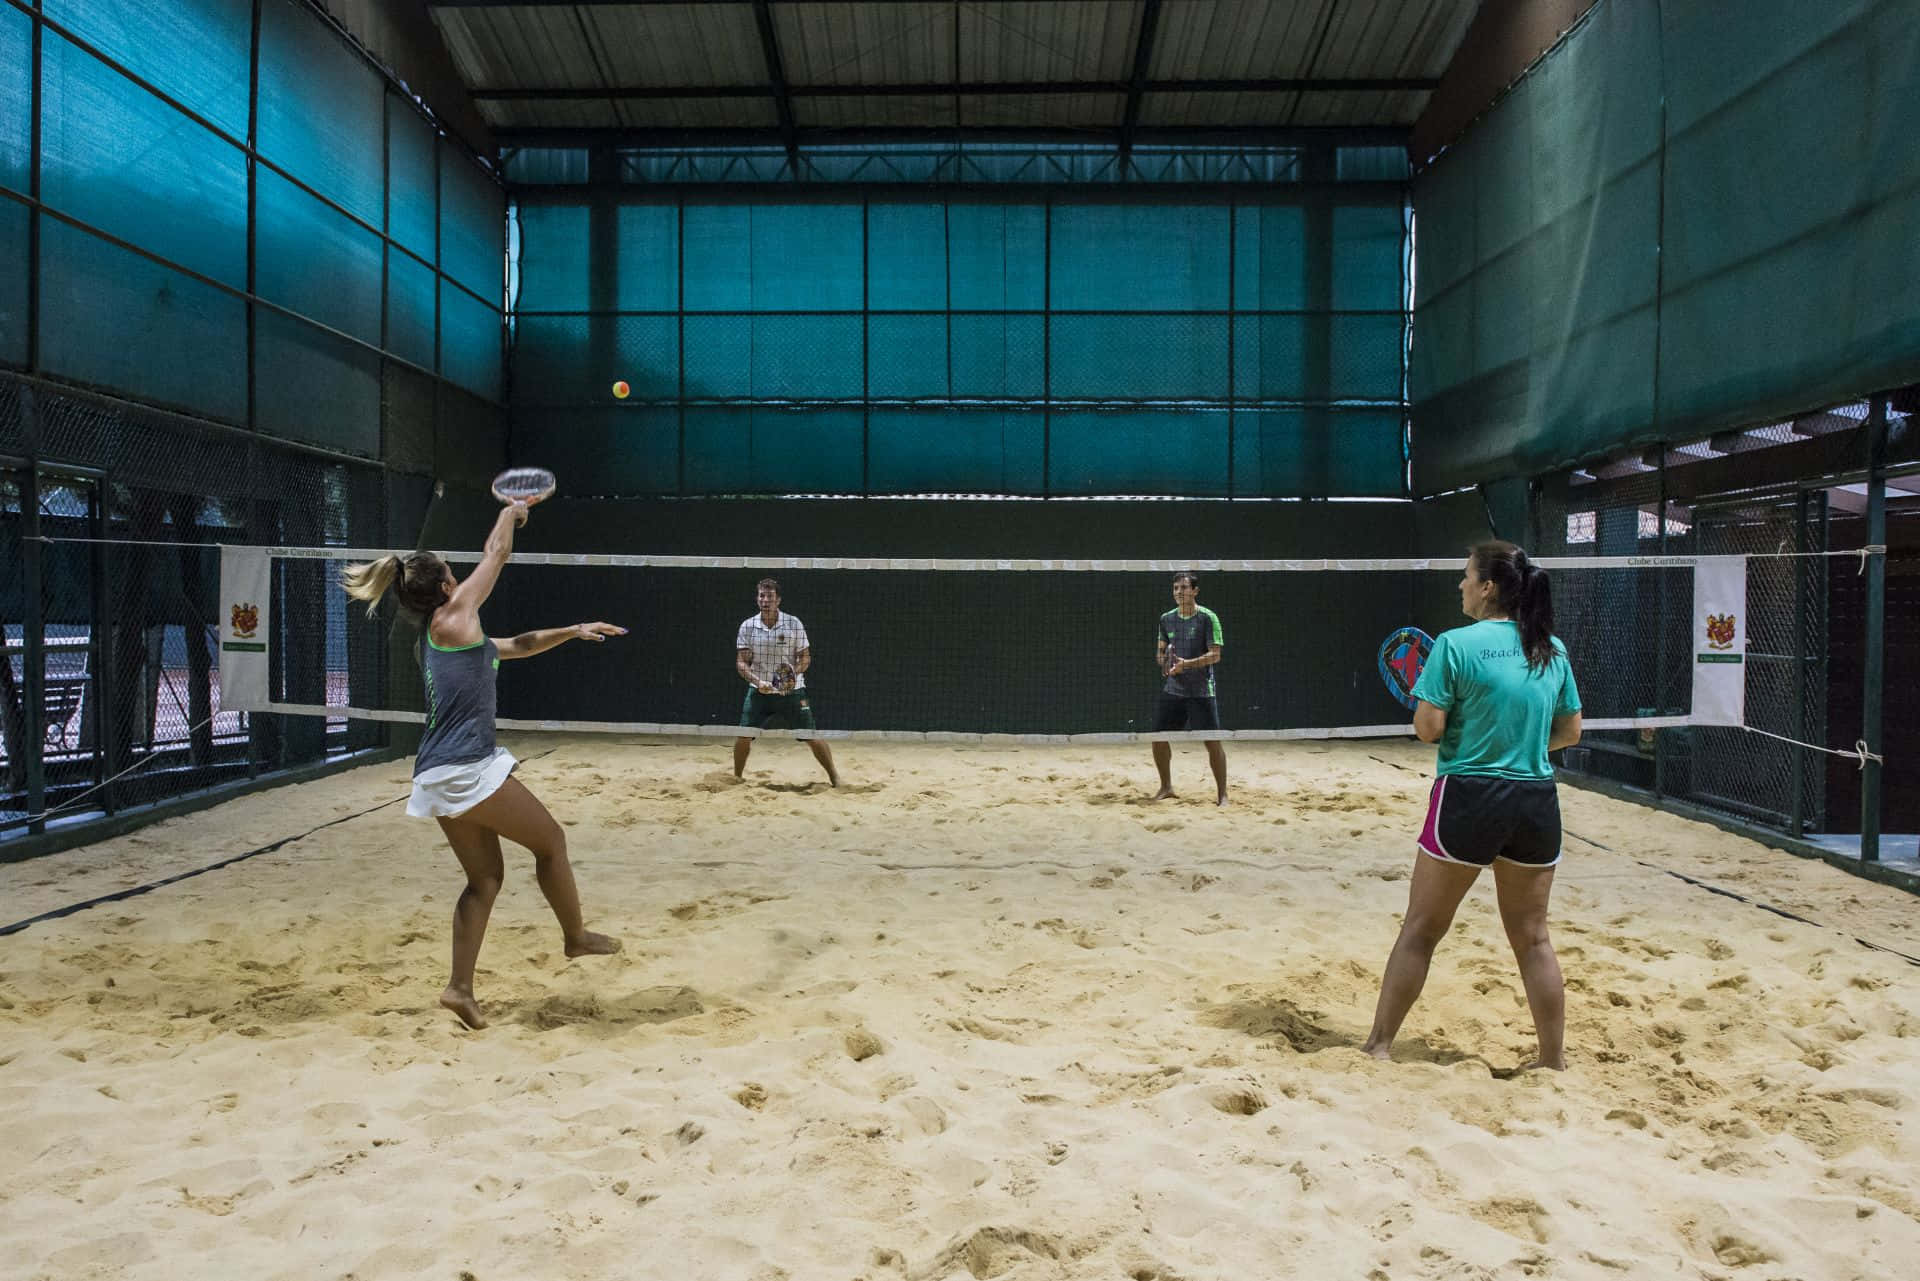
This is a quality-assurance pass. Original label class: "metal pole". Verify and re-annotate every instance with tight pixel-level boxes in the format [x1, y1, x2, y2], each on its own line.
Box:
[1859, 398, 1887, 861]
[1791, 487, 1809, 838]
[1654, 443, 1667, 800]
[21, 460, 44, 834]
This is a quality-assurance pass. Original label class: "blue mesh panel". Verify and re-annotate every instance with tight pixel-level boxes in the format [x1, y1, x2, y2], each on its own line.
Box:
[525, 407, 678, 495]
[615, 204, 678, 311]
[1234, 314, 1403, 401]
[683, 407, 862, 493]
[256, 168, 382, 345]
[38, 220, 245, 422]
[439, 146, 503, 300]
[257, 0, 382, 227]
[683, 205, 863, 311]
[949, 205, 1045, 310]
[1051, 315, 1228, 399]
[1332, 204, 1405, 311]
[867, 316, 945, 398]
[1232, 408, 1404, 498]
[1050, 206, 1230, 310]
[386, 248, 436, 373]
[867, 408, 1044, 494]
[1048, 410, 1230, 496]
[952, 316, 1044, 396]
[1233, 205, 1307, 311]
[0, 5, 29, 194]
[46, 0, 251, 140]
[39, 32, 247, 287]
[386, 99, 436, 259]
[684, 316, 861, 400]
[0, 201, 24, 367]
[868, 204, 946, 310]
[512, 315, 676, 403]
[255, 309, 379, 454]
[440, 282, 502, 402]
[513, 204, 588, 313]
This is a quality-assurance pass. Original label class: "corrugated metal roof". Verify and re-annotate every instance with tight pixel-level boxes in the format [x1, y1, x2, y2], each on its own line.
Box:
[429, 0, 1480, 138]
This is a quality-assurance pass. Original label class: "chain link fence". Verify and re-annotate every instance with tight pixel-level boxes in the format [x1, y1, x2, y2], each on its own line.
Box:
[0, 371, 398, 843]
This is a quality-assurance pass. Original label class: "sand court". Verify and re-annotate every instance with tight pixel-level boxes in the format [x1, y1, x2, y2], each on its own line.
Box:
[3, 736, 1918, 1280]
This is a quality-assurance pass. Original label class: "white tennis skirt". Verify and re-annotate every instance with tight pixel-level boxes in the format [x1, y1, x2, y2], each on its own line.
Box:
[407, 746, 518, 819]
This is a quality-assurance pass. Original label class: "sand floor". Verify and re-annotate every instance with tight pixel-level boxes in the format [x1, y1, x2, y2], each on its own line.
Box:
[2, 736, 1917, 1281]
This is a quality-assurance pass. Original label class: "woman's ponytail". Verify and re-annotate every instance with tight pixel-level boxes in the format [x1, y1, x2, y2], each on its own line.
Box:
[1470, 541, 1558, 673]
[340, 555, 403, 618]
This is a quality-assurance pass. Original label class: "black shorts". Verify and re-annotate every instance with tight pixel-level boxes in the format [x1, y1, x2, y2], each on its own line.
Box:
[740, 688, 817, 732]
[1154, 693, 1222, 732]
[1417, 775, 1562, 868]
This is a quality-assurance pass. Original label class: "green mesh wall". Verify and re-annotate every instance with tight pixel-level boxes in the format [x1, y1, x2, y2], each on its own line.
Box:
[39, 30, 248, 287]
[386, 100, 437, 260]
[512, 193, 1409, 497]
[46, 0, 250, 139]
[1, 4, 30, 195]
[256, 168, 382, 345]
[257, 0, 382, 228]
[1412, 0, 1920, 493]
[16, 0, 504, 436]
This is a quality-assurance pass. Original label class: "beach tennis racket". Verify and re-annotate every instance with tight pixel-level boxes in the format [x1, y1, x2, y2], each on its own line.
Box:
[492, 466, 557, 507]
[1377, 626, 1434, 710]
[769, 663, 797, 693]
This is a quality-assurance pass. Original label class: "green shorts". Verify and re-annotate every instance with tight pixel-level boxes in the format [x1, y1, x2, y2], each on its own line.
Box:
[740, 687, 816, 731]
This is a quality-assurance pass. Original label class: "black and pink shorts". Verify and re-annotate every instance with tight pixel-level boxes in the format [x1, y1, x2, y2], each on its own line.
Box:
[1416, 774, 1562, 868]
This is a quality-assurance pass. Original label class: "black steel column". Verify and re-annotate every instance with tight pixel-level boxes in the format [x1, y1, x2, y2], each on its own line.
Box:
[1859, 398, 1887, 861]
[21, 461, 44, 833]
[1791, 487, 1810, 838]
[247, 0, 261, 432]
[25, 1, 40, 375]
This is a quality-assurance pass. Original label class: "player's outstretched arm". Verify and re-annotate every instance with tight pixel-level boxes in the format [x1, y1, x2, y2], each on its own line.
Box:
[496, 622, 626, 660]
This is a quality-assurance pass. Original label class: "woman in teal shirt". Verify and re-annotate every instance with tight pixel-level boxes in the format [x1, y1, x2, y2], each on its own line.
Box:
[1363, 541, 1583, 1071]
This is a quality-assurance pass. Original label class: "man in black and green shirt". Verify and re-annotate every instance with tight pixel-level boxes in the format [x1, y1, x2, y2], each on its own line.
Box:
[1152, 571, 1227, 805]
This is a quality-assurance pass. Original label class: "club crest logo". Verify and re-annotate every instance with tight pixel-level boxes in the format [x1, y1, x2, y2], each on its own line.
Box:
[1704, 613, 1736, 650]
[230, 602, 259, 639]
[1377, 627, 1434, 710]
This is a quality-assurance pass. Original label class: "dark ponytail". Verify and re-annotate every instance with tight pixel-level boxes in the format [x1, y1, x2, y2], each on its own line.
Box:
[1470, 540, 1557, 673]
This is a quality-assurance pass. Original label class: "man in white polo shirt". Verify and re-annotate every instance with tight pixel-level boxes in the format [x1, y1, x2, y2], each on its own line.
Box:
[733, 577, 839, 786]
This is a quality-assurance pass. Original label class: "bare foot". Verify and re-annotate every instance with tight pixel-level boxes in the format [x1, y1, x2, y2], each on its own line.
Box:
[1361, 1041, 1392, 1062]
[565, 931, 622, 958]
[1151, 785, 1175, 801]
[1215, 792, 1229, 807]
[440, 986, 487, 1030]
[1519, 1057, 1566, 1072]
[827, 772, 841, 787]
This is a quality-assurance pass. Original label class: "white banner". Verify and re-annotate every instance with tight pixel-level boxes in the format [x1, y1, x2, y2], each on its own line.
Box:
[218, 545, 271, 712]
[1691, 555, 1746, 726]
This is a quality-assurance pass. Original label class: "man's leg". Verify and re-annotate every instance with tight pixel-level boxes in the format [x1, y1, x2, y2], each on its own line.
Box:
[1151, 741, 1174, 799]
[733, 735, 753, 778]
[1205, 739, 1227, 806]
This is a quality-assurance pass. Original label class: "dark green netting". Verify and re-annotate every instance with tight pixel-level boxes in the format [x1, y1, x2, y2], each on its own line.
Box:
[513, 193, 1408, 497]
[38, 220, 246, 421]
[0, 202, 24, 367]
[1, 4, 28, 194]
[1412, 0, 1920, 493]
[439, 282, 502, 402]
[46, 0, 251, 141]
[385, 100, 437, 260]
[439, 148, 504, 300]
[258, 0, 381, 227]
[385, 249, 438, 373]
[255, 310, 380, 455]
[256, 168, 382, 345]
[40, 31, 247, 287]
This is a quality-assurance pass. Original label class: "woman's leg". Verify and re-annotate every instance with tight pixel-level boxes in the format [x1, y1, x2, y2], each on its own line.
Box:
[1494, 860, 1565, 1070]
[435, 814, 505, 1029]
[1362, 852, 1481, 1060]
[462, 774, 620, 957]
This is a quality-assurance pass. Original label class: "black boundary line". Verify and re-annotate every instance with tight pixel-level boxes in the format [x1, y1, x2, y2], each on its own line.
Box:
[1, 749, 562, 939]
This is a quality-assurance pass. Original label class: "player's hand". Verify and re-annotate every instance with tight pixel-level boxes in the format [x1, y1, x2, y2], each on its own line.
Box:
[755, 679, 774, 694]
[575, 622, 626, 642]
[508, 499, 529, 527]
[1167, 656, 1185, 674]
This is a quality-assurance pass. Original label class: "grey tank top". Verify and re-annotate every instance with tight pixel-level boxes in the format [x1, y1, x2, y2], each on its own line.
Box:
[414, 635, 499, 775]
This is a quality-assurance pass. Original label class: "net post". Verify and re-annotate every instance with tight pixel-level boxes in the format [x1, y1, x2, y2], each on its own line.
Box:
[1653, 443, 1667, 801]
[1791, 487, 1810, 838]
[1859, 398, 1888, 861]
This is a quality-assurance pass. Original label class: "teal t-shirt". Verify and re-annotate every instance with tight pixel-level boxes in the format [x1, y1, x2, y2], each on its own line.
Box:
[1411, 619, 1581, 780]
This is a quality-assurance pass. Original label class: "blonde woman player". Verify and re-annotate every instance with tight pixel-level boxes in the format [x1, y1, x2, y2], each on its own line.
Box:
[341, 468, 625, 1029]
